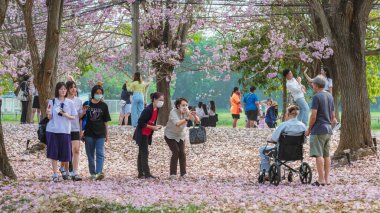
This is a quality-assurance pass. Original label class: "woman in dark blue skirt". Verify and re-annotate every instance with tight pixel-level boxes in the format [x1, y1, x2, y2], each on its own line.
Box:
[46, 82, 77, 182]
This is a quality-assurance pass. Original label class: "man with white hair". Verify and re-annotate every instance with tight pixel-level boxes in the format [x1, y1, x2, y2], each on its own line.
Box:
[306, 75, 335, 186]
[259, 105, 306, 178]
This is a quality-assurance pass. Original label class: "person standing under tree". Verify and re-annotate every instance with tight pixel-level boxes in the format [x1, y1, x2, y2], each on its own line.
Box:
[306, 75, 335, 186]
[243, 86, 260, 128]
[119, 82, 133, 126]
[304, 67, 333, 94]
[18, 75, 31, 124]
[133, 92, 164, 179]
[230, 87, 241, 128]
[82, 85, 111, 181]
[129, 72, 149, 127]
[283, 69, 309, 126]
[46, 82, 77, 182]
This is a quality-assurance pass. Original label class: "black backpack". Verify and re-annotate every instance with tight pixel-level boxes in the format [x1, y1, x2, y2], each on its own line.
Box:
[37, 99, 54, 144]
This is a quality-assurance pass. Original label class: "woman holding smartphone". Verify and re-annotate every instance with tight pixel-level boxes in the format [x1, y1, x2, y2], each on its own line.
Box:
[46, 82, 77, 182]
[133, 92, 164, 179]
[164, 98, 200, 179]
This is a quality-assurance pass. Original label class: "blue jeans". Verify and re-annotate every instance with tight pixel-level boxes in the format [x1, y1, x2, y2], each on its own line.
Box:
[131, 93, 144, 127]
[295, 97, 309, 126]
[260, 146, 272, 173]
[84, 137, 105, 175]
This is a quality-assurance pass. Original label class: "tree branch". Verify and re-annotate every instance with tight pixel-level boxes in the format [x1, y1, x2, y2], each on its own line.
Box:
[366, 48, 380, 56]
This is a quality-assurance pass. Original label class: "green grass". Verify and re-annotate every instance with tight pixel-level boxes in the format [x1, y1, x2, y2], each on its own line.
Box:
[2, 110, 380, 130]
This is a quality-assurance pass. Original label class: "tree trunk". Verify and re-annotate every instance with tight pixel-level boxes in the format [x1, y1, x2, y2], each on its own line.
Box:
[0, 0, 9, 27]
[282, 76, 287, 122]
[26, 95, 33, 123]
[155, 62, 174, 126]
[0, 100, 17, 179]
[309, 0, 374, 155]
[19, 0, 64, 118]
[0, 0, 16, 180]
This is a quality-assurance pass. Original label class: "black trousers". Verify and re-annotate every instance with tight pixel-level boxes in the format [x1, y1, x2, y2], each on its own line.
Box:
[165, 136, 186, 176]
[137, 136, 150, 176]
[21, 101, 29, 124]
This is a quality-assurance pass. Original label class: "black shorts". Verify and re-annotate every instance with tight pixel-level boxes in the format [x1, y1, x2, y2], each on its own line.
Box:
[32, 96, 40, 109]
[71, 132, 80, 141]
[232, 114, 240, 119]
[246, 110, 259, 121]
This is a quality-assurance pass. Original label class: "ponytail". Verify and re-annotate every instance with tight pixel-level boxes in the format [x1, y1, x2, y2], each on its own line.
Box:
[150, 92, 164, 102]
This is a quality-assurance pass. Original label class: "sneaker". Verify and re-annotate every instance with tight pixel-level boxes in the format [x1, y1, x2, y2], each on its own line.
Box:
[169, 175, 177, 180]
[52, 175, 59, 183]
[137, 173, 145, 179]
[90, 174, 97, 181]
[61, 171, 69, 180]
[72, 174, 82, 181]
[95, 173, 105, 181]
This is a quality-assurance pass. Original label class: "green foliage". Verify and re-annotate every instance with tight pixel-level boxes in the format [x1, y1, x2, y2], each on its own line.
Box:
[0, 75, 15, 95]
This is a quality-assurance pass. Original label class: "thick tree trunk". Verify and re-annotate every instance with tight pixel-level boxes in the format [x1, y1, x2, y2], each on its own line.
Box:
[309, 0, 374, 155]
[332, 27, 372, 154]
[0, 101, 17, 179]
[155, 62, 174, 126]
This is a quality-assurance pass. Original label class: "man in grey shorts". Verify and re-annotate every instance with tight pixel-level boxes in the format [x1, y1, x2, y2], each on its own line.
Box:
[306, 75, 336, 186]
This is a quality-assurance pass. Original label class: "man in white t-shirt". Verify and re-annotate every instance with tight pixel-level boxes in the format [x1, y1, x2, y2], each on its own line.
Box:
[283, 69, 309, 126]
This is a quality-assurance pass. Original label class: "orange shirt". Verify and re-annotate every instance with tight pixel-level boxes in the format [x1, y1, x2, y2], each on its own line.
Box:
[230, 93, 241, 114]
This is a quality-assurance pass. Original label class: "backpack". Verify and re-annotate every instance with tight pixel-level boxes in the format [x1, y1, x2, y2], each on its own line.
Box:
[82, 100, 91, 131]
[37, 99, 54, 144]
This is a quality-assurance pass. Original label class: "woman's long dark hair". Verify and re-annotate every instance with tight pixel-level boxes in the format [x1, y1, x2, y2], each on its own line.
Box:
[198, 102, 203, 109]
[150, 92, 163, 103]
[231, 87, 239, 96]
[210, 101, 216, 112]
[133, 72, 142, 83]
[202, 104, 208, 115]
[323, 66, 331, 79]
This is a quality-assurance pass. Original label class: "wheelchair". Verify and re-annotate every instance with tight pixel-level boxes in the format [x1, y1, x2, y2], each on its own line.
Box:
[258, 133, 312, 186]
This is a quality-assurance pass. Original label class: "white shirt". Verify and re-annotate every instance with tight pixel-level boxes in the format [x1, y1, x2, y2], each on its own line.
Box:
[164, 109, 188, 142]
[46, 98, 78, 134]
[286, 78, 304, 101]
[69, 97, 83, 132]
[324, 78, 333, 92]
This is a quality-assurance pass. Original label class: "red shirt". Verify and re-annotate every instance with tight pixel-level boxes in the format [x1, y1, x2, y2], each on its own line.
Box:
[142, 108, 158, 136]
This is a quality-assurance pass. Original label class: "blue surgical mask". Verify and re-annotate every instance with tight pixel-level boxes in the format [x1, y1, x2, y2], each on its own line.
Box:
[94, 94, 103, 101]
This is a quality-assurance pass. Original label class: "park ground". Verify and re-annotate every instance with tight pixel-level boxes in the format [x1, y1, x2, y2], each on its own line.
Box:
[2, 110, 380, 130]
[0, 124, 379, 212]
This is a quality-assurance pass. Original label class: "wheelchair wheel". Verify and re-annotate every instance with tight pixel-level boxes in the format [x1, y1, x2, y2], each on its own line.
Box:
[299, 162, 312, 184]
[288, 171, 293, 182]
[269, 164, 281, 186]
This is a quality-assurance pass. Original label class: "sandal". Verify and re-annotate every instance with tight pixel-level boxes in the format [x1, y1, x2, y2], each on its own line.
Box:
[71, 174, 82, 181]
[312, 181, 325, 186]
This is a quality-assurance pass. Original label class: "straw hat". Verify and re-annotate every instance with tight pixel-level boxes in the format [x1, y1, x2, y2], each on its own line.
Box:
[272, 101, 278, 107]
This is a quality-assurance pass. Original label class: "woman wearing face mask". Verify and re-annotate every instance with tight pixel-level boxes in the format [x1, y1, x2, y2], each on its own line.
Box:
[133, 92, 164, 179]
[164, 98, 200, 179]
[82, 85, 111, 181]
[46, 82, 77, 182]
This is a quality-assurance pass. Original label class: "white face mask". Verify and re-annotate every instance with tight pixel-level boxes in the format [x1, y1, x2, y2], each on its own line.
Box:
[156, 100, 164, 108]
[180, 106, 188, 113]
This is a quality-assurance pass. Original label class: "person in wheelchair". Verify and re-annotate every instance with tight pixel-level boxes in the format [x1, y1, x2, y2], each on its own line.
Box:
[259, 105, 306, 179]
